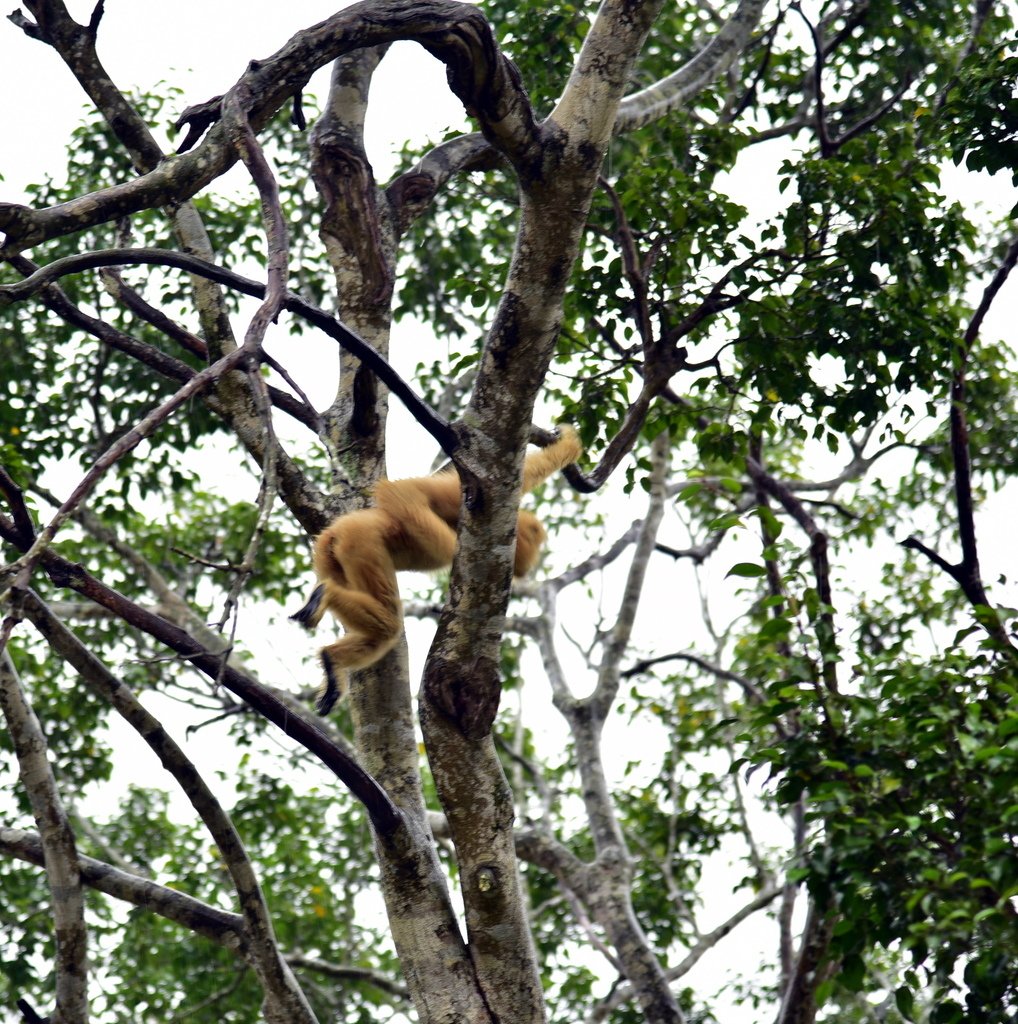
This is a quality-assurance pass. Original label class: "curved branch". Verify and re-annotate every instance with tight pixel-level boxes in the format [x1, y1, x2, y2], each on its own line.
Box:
[386, 132, 503, 235]
[0, 515, 403, 838]
[902, 234, 1018, 658]
[615, 0, 770, 133]
[1, 0, 539, 254]
[19, 590, 316, 1023]
[0, 246, 456, 455]
[549, 519, 643, 591]
[2, 344, 251, 599]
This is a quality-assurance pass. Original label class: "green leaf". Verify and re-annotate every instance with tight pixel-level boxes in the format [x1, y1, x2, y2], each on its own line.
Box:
[726, 562, 767, 579]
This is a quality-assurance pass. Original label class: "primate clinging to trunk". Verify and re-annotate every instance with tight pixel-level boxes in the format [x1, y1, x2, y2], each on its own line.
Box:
[292, 427, 582, 713]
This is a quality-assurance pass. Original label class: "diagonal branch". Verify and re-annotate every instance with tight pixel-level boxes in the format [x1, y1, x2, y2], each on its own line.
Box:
[0, 515, 403, 838]
[587, 885, 781, 1023]
[0, 826, 246, 949]
[19, 590, 316, 1023]
[0, 650, 88, 1024]
[0, 247, 456, 455]
[614, 0, 770, 132]
[7, 255, 321, 431]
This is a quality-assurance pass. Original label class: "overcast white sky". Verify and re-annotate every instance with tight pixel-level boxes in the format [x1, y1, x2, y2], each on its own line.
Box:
[0, 0, 469, 202]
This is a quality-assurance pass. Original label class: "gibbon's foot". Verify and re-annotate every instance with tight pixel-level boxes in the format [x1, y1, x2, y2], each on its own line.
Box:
[290, 583, 325, 631]
[315, 652, 344, 716]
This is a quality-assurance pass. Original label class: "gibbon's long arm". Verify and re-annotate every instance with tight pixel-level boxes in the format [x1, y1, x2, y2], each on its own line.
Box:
[292, 427, 582, 714]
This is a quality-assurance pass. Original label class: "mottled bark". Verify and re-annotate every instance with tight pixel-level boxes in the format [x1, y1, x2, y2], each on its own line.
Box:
[0, 651, 89, 1024]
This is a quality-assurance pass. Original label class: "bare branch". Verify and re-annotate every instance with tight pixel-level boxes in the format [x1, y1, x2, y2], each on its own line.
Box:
[589, 431, 671, 718]
[284, 955, 410, 1001]
[0, 247, 456, 456]
[387, 133, 502, 235]
[1, 344, 251, 610]
[615, 0, 770, 132]
[0, 651, 89, 1023]
[549, 519, 643, 591]
[0, 826, 245, 949]
[623, 649, 769, 706]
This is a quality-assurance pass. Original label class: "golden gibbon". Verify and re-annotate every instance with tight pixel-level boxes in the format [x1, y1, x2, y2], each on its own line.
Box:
[292, 426, 582, 713]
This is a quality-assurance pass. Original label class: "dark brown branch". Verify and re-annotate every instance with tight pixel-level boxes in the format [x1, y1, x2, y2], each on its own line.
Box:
[0, 514, 404, 836]
[221, 85, 289, 350]
[901, 235, 1018, 656]
[747, 454, 840, 694]
[15, 998, 47, 1024]
[98, 267, 207, 358]
[7, 254, 199, 384]
[623, 649, 769, 706]
[953, 236, 1018, 576]
[0, 468, 34, 546]
[0, 247, 457, 454]
[95, 265, 323, 430]
[284, 955, 410, 1000]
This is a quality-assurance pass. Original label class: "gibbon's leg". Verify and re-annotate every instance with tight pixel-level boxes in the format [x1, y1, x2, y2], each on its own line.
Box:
[290, 582, 326, 631]
[316, 580, 403, 713]
[521, 426, 582, 494]
[514, 510, 547, 577]
[304, 510, 405, 714]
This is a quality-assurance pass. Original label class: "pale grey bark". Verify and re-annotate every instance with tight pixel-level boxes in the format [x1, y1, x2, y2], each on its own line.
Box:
[0, 827, 246, 949]
[563, 435, 685, 1024]
[0, 651, 89, 1024]
[616, 0, 771, 131]
[587, 886, 782, 1022]
[306, 40, 499, 1024]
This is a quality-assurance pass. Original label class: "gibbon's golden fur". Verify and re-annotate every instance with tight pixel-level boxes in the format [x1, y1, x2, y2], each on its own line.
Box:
[292, 426, 582, 714]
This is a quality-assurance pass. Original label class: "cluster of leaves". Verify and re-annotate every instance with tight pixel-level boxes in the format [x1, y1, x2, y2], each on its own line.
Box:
[749, 645, 1018, 1020]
